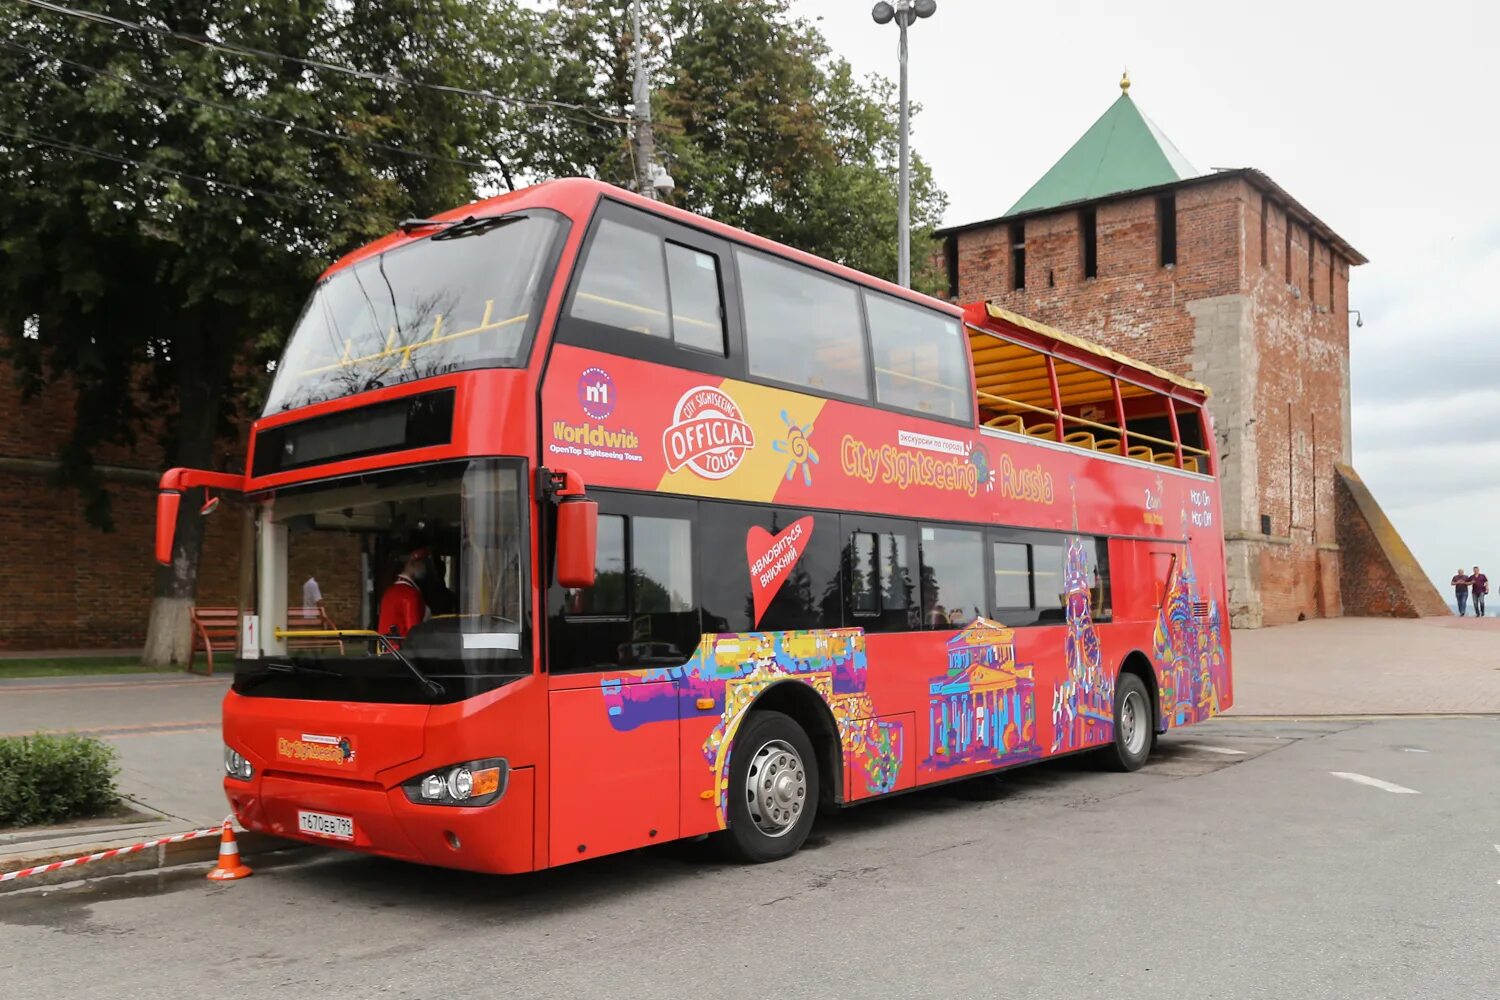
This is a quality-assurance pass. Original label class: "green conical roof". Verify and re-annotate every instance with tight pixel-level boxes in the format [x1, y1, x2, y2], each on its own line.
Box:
[1007, 78, 1199, 215]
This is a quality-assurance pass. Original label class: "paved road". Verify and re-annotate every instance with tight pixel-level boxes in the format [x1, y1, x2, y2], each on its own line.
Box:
[3, 717, 1496, 1000]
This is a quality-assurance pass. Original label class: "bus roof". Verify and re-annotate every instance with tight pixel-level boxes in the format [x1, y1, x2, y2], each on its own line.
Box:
[964, 301, 1210, 402]
[320, 177, 962, 320]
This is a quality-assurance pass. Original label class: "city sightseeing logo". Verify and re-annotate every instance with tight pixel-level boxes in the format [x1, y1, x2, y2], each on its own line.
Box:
[577, 366, 616, 419]
[663, 385, 755, 480]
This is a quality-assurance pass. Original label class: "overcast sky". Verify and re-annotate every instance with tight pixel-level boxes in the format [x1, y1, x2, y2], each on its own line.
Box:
[795, 0, 1500, 597]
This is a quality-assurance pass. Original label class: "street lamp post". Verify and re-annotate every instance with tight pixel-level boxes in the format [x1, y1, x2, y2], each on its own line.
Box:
[872, 0, 936, 289]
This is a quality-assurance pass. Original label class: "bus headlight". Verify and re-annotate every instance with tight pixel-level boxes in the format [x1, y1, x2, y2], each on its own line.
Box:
[402, 758, 507, 807]
[223, 745, 253, 781]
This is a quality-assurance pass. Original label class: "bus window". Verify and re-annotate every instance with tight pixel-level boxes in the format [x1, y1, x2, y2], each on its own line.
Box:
[632, 516, 695, 613]
[1032, 540, 1066, 621]
[864, 291, 970, 420]
[737, 249, 869, 401]
[664, 243, 727, 355]
[846, 526, 916, 632]
[919, 525, 985, 629]
[992, 540, 1031, 610]
[566, 514, 626, 617]
[569, 218, 671, 338]
[698, 503, 841, 633]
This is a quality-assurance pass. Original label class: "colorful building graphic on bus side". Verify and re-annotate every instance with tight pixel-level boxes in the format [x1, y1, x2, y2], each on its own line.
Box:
[1051, 533, 1114, 752]
[599, 629, 906, 825]
[1153, 533, 1229, 727]
[925, 619, 1041, 769]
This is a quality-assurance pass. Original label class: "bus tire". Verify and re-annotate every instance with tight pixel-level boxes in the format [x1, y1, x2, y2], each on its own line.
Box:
[1101, 672, 1153, 772]
[718, 710, 819, 864]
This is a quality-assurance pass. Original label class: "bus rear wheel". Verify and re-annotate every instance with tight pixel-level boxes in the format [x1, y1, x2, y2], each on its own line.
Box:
[1100, 672, 1154, 772]
[718, 710, 819, 863]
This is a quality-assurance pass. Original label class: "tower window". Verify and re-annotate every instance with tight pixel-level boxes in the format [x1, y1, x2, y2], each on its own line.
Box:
[1260, 195, 1269, 269]
[1285, 222, 1293, 285]
[1080, 208, 1098, 279]
[1157, 195, 1176, 267]
[944, 236, 959, 300]
[1009, 221, 1026, 291]
[1309, 237, 1317, 305]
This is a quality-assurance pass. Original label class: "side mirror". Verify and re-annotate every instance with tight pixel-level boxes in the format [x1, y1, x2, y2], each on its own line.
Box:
[555, 497, 598, 589]
[155, 491, 182, 565]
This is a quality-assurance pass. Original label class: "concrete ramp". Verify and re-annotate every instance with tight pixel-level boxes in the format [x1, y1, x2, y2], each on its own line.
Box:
[1335, 464, 1450, 617]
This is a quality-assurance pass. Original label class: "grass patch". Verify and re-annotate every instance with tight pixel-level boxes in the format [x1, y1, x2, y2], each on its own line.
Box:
[0, 733, 119, 826]
[0, 657, 167, 679]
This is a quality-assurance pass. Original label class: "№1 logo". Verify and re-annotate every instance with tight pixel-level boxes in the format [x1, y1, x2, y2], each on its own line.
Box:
[577, 367, 616, 419]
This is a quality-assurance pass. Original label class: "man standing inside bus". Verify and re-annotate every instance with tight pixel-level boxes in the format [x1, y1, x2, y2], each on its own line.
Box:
[1470, 566, 1488, 617]
[1451, 568, 1471, 616]
[379, 546, 430, 639]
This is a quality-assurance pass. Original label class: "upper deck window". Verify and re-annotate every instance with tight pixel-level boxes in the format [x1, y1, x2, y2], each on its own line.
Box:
[568, 218, 728, 355]
[864, 292, 969, 420]
[265, 212, 565, 415]
[737, 248, 869, 400]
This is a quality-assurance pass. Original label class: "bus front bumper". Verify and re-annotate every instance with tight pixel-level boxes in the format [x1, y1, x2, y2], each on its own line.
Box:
[224, 766, 535, 875]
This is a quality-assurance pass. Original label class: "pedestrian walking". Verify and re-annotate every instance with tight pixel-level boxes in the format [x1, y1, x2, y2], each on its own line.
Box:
[1451, 568, 1471, 616]
[1470, 566, 1488, 617]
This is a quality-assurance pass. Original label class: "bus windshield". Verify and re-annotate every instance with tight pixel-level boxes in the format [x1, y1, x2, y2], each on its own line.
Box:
[264, 212, 564, 414]
[240, 459, 527, 703]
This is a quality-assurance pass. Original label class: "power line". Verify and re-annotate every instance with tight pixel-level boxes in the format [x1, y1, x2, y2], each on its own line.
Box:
[0, 38, 496, 172]
[14, 0, 634, 128]
[0, 124, 322, 208]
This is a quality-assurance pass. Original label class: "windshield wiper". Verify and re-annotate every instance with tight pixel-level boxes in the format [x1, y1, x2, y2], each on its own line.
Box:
[367, 632, 446, 698]
[396, 213, 527, 242]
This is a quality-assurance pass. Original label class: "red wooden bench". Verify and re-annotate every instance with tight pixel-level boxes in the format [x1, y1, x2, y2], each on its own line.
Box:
[188, 606, 343, 676]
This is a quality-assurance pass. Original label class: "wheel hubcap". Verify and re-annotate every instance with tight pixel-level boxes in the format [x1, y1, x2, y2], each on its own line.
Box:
[744, 739, 807, 837]
[1120, 690, 1147, 755]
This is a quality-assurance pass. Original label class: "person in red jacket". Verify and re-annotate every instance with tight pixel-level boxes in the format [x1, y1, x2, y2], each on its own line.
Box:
[378, 547, 430, 640]
[1471, 566, 1488, 617]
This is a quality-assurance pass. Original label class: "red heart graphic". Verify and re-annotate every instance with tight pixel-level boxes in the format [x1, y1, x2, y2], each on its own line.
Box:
[746, 517, 815, 626]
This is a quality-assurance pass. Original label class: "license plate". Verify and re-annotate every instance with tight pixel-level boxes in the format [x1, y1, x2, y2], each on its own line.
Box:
[297, 810, 354, 841]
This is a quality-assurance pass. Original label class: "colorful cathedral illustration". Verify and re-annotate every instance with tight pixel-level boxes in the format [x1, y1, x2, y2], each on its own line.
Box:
[1153, 525, 1229, 726]
[1051, 534, 1114, 752]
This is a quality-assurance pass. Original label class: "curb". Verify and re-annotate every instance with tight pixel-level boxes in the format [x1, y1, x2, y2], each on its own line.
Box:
[0, 828, 300, 893]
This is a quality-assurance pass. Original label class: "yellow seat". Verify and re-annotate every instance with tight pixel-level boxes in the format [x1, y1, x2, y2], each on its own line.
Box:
[1062, 431, 1096, 450]
[1127, 446, 1154, 462]
[1025, 423, 1057, 440]
[984, 413, 1025, 433]
[1095, 439, 1123, 454]
[1153, 452, 1179, 466]
[1181, 456, 1200, 473]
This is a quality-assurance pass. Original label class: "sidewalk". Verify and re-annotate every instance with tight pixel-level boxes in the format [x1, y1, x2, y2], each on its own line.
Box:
[0, 672, 230, 868]
[1227, 615, 1500, 716]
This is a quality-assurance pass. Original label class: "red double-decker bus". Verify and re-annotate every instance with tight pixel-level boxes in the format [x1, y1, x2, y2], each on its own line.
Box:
[156, 178, 1230, 873]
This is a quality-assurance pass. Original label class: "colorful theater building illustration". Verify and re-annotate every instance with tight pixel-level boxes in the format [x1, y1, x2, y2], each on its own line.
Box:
[1051, 535, 1114, 752]
[926, 619, 1041, 769]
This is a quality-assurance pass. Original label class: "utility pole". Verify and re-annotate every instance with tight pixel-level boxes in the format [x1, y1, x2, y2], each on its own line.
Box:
[630, 0, 657, 201]
[872, 0, 936, 288]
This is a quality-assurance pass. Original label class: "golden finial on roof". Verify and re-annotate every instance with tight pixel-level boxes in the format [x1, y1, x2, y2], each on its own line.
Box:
[1120, 69, 1131, 94]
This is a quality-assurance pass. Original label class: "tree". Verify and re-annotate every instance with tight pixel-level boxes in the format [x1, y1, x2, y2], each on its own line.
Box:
[524, 1, 949, 288]
[0, 1, 543, 663]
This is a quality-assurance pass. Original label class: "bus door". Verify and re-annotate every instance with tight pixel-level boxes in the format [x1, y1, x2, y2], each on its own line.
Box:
[545, 491, 699, 865]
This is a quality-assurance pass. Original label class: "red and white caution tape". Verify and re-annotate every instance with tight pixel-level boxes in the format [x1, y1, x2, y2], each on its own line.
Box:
[0, 818, 230, 883]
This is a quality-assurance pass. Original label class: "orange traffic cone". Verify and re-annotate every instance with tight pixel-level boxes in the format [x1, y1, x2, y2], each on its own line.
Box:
[206, 818, 253, 881]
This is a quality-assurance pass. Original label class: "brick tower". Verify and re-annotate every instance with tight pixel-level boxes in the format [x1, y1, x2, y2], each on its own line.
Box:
[936, 74, 1446, 627]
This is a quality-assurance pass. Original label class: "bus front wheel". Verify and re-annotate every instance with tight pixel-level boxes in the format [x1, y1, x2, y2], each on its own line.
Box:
[719, 710, 819, 863]
[1101, 673, 1154, 772]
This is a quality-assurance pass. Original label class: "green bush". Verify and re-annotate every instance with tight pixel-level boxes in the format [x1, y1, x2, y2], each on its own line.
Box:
[0, 732, 120, 827]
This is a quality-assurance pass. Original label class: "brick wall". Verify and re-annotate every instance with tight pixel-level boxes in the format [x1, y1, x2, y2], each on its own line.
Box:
[0, 356, 243, 650]
[949, 174, 1358, 627]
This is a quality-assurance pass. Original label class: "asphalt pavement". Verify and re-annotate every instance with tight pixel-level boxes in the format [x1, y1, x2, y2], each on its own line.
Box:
[2, 716, 1496, 1000]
